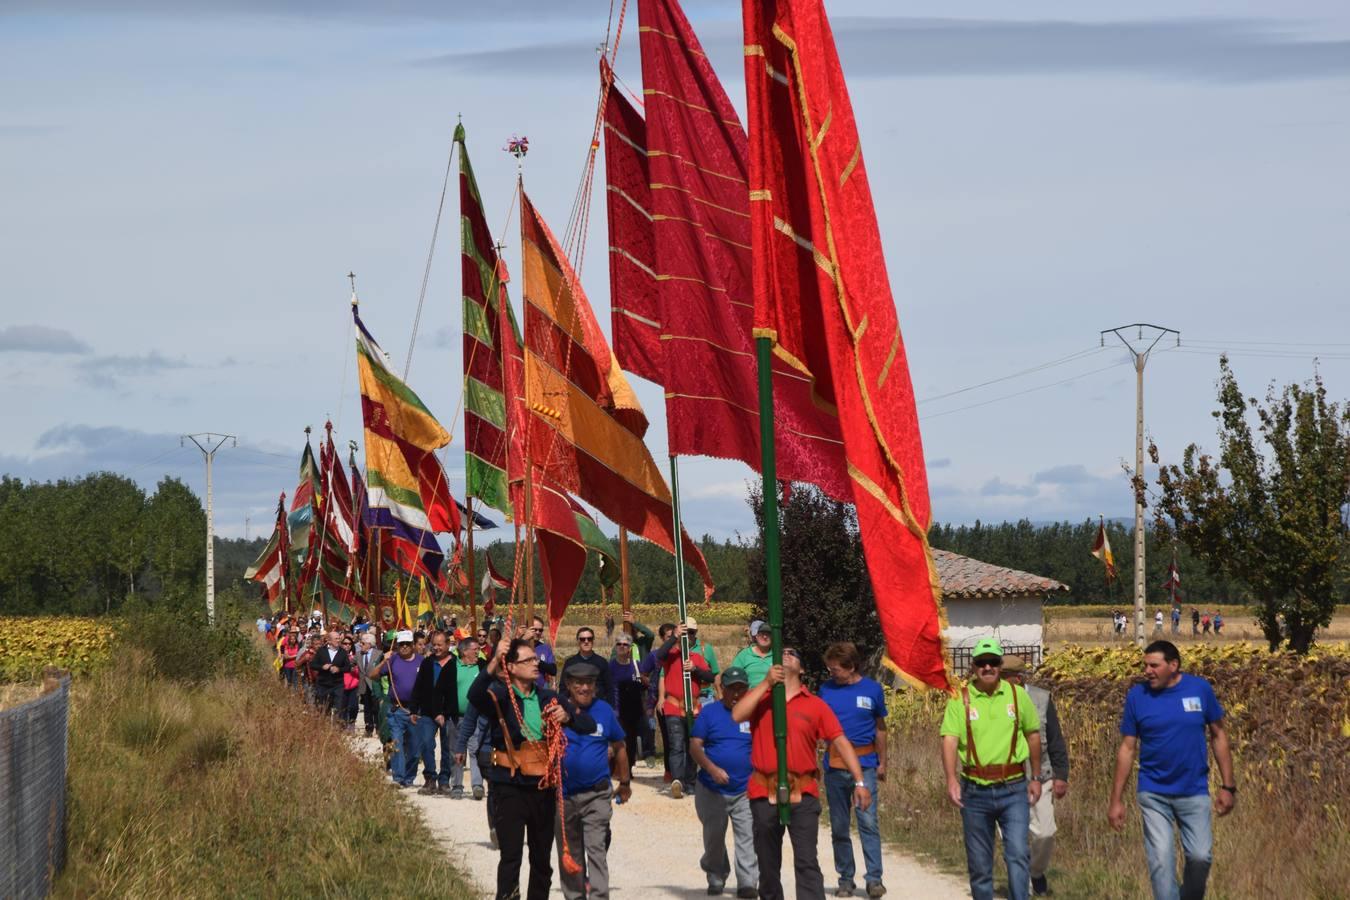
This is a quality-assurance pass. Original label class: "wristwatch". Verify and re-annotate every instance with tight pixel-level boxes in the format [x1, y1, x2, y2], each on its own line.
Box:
[854, 781, 866, 789]
[1220, 785, 1237, 795]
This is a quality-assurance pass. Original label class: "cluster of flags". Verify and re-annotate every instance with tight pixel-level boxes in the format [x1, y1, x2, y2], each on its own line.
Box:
[249, 0, 967, 688]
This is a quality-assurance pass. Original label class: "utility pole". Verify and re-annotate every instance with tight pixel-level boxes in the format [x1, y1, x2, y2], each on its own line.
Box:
[183, 432, 236, 626]
[1100, 324, 1179, 646]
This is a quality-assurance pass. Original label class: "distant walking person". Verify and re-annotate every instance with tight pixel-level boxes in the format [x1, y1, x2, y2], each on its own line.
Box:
[1190, 608, 1200, 636]
[1154, 610, 1164, 635]
[1108, 641, 1235, 900]
[1002, 657, 1070, 897]
[941, 637, 1042, 900]
[307, 629, 352, 717]
[1171, 607, 1181, 635]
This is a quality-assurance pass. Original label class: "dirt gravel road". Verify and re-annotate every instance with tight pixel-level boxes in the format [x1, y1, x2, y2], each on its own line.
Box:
[355, 733, 968, 899]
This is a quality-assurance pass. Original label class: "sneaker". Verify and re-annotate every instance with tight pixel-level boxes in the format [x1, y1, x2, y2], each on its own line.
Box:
[1031, 875, 1051, 896]
[645, 756, 657, 769]
[472, 785, 485, 801]
[866, 883, 886, 898]
[489, 828, 498, 850]
[706, 882, 724, 896]
[670, 779, 684, 799]
[450, 786, 465, 800]
[835, 881, 855, 898]
[735, 889, 758, 899]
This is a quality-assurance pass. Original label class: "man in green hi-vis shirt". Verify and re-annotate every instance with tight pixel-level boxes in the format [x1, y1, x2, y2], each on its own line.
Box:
[940, 637, 1042, 900]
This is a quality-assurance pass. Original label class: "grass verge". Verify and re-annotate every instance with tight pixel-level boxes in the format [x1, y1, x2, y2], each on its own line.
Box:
[53, 647, 477, 898]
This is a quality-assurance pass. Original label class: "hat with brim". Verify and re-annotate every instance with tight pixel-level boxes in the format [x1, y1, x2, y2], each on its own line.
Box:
[721, 666, 750, 687]
[395, 630, 414, 644]
[971, 636, 1003, 662]
[1000, 655, 1026, 674]
[566, 662, 600, 681]
[684, 616, 698, 630]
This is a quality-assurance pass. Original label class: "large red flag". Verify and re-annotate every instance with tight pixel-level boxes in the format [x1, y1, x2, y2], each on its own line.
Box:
[743, 0, 949, 690]
[601, 0, 848, 496]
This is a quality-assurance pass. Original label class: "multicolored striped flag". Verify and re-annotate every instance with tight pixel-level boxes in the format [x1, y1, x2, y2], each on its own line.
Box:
[600, 1, 848, 496]
[307, 422, 360, 613]
[459, 123, 524, 519]
[520, 192, 714, 600]
[743, 0, 947, 690]
[286, 440, 320, 579]
[245, 492, 291, 610]
[354, 305, 458, 583]
[1092, 519, 1118, 583]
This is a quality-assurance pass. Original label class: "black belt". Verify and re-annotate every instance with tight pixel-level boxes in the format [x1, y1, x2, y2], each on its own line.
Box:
[961, 775, 1026, 789]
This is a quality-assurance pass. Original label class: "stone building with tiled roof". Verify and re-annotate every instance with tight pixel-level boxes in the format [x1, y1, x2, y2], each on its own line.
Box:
[934, 549, 1069, 674]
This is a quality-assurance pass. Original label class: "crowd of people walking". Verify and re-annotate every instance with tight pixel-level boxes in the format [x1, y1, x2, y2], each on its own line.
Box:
[259, 610, 1234, 900]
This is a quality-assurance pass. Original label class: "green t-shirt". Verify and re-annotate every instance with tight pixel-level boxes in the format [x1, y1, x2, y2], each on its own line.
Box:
[455, 658, 479, 715]
[512, 684, 543, 741]
[731, 645, 773, 687]
[690, 639, 719, 697]
[939, 679, 1040, 784]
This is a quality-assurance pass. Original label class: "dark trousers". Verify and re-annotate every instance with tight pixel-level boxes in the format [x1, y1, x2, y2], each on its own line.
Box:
[617, 690, 646, 771]
[360, 689, 379, 735]
[751, 795, 824, 900]
[314, 682, 341, 716]
[492, 781, 555, 900]
[341, 687, 359, 724]
[657, 713, 672, 774]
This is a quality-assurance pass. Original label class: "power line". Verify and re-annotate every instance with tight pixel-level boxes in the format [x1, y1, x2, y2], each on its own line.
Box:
[920, 359, 1130, 421]
[917, 345, 1106, 405]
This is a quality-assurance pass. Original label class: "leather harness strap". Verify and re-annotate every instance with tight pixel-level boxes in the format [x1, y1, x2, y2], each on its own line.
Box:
[961, 682, 1024, 783]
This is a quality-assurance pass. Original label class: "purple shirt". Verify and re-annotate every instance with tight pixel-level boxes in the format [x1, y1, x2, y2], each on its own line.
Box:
[387, 654, 421, 706]
[535, 642, 556, 689]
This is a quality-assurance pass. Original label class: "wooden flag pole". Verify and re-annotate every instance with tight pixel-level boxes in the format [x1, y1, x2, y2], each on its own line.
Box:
[755, 335, 791, 826]
[619, 526, 633, 638]
[466, 496, 477, 632]
[669, 456, 695, 733]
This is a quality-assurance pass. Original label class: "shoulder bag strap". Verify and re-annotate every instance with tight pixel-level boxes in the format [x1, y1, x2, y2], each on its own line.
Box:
[488, 688, 522, 772]
[1007, 683, 1020, 764]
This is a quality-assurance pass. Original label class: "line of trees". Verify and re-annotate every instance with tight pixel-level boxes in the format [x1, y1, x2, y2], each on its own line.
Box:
[0, 473, 206, 616]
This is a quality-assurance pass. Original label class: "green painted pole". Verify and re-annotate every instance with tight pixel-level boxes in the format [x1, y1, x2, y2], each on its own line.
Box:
[755, 336, 791, 826]
[669, 455, 696, 733]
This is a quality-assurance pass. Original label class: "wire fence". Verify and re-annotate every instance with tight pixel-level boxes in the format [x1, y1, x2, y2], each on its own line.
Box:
[949, 643, 1041, 679]
[0, 673, 69, 899]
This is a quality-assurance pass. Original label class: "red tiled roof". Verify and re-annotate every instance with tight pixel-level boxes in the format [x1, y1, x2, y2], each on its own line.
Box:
[933, 549, 1070, 600]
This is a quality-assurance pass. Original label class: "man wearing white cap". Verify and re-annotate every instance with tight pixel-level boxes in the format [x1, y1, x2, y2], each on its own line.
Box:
[731, 620, 774, 688]
[371, 630, 422, 788]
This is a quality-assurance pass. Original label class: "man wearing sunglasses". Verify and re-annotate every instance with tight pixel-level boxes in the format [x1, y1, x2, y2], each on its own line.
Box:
[469, 637, 597, 900]
[562, 626, 613, 705]
[941, 637, 1042, 900]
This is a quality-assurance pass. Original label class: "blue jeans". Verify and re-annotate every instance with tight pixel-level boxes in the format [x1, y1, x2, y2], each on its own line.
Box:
[416, 716, 456, 786]
[458, 716, 484, 790]
[387, 707, 420, 786]
[825, 767, 882, 886]
[664, 714, 695, 785]
[959, 779, 1030, 900]
[1137, 792, 1212, 900]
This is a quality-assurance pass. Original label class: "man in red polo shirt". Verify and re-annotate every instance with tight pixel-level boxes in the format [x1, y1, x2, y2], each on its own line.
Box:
[732, 647, 871, 899]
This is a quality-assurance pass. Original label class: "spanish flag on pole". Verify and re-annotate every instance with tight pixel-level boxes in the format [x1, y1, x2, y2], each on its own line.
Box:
[1091, 517, 1118, 583]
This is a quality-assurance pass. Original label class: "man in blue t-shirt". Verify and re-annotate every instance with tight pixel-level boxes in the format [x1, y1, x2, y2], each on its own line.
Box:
[689, 666, 759, 898]
[819, 641, 889, 899]
[1108, 641, 1235, 900]
[559, 663, 630, 900]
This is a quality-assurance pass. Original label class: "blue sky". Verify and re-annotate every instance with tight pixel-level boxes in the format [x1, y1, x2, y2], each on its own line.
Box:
[2, 0, 1348, 545]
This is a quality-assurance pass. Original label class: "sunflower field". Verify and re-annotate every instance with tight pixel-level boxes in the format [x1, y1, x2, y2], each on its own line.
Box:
[879, 641, 1350, 897]
[0, 617, 115, 682]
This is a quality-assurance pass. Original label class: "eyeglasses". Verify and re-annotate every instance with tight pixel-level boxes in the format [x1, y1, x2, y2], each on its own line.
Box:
[578, 636, 594, 643]
[511, 655, 539, 665]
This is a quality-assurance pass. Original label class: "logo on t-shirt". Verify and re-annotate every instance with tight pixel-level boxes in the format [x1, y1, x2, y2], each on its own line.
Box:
[967, 707, 979, 721]
[856, 695, 874, 710]
[1182, 697, 1203, 713]
[1006, 704, 1016, 719]
[739, 721, 751, 734]
[595, 722, 605, 736]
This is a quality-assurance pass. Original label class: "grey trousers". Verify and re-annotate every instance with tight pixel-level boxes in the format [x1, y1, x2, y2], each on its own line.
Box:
[695, 785, 759, 892]
[557, 785, 613, 900]
[1028, 780, 1057, 879]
